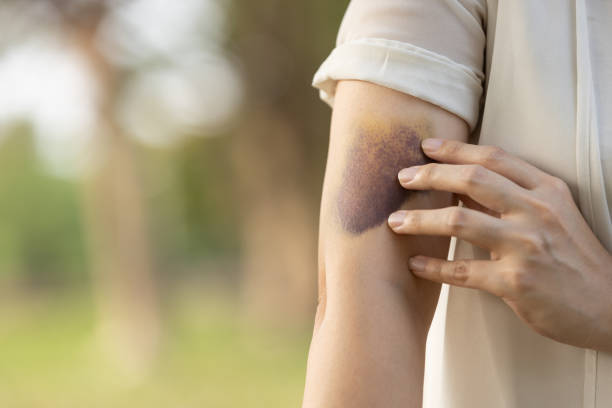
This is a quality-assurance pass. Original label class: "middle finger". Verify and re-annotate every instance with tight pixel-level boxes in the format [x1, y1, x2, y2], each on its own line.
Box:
[399, 163, 530, 214]
[388, 206, 507, 251]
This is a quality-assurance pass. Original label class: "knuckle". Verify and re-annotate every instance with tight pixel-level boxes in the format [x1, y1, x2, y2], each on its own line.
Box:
[463, 164, 487, 187]
[405, 212, 420, 228]
[524, 194, 547, 211]
[419, 163, 437, 180]
[525, 195, 561, 225]
[506, 267, 533, 294]
[443, 261, 469, 284]
[481, 146, 506, 167]
[518, 231, 547, 254]
[547, 176, 572, 196]
[541, 207, 562, 227]
[440, 141, 462, 157]
[445, 207, 467, 235]
[527, 195, 551, 213]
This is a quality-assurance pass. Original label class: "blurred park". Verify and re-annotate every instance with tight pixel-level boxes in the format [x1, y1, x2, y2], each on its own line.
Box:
[0, 0, 347, 406]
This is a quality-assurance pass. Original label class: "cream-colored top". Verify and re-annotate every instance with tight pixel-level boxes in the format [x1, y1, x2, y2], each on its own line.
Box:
[312, 0, 612, 406]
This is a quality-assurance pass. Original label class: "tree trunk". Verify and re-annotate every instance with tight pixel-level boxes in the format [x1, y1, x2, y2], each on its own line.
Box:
[231, 108, 317, 325]
[73, 24, 161, 379]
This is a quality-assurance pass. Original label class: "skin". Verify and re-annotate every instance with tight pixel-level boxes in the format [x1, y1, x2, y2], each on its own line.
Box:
[388, 138, 612, 353]
[302, 80, 468, 408]
[337, 122, 432, 234]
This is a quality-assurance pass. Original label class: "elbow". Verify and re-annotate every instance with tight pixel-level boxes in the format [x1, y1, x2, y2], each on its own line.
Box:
[313, 262, 327, 334]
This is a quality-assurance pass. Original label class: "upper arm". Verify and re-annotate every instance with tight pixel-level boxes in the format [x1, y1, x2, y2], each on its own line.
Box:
[325, 80, 469, 234]
[317, 80, 469, 329]
[313, 0, 487, 328]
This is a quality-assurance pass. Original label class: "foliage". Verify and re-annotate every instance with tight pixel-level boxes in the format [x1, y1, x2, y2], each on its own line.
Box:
[0, 291, 310, 407]
[0, 123, 87, 287]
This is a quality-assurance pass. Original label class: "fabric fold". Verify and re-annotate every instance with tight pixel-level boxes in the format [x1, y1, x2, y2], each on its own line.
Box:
[312, 38, 484, 131]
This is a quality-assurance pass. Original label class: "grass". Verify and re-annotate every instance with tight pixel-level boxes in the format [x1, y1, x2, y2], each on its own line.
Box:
[0, 289, 311, 407]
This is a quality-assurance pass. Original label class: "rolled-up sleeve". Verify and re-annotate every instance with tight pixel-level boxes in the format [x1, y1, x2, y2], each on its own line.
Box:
[313, 0, 487, 131]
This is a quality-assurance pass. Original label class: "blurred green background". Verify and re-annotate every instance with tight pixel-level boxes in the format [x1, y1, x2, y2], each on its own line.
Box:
[0, 0, 347, 406]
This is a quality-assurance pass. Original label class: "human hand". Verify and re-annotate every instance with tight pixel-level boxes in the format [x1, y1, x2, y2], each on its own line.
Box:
[387, 138, 612, 352]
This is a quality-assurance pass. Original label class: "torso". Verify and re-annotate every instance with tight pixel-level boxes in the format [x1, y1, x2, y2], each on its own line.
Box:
[424, 1, 612, 407]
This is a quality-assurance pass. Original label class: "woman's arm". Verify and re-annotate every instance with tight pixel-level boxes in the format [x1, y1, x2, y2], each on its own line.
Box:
[302, 80, 469, 407]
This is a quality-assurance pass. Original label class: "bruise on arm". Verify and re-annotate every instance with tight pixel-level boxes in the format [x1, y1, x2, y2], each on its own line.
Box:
[336, 120, 433, 234]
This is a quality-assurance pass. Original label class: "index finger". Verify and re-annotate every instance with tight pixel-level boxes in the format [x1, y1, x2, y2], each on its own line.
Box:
[421, 138, 546, 189]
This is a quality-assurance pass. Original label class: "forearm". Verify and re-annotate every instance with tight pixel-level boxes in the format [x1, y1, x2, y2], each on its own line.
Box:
[305, 286, 428, 407]
[304, 203, 452, 407]
[303, 80, 469, 407]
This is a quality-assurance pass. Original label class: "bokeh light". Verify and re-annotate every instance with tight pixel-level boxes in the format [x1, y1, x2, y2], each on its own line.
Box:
[0, 0, 348, 406]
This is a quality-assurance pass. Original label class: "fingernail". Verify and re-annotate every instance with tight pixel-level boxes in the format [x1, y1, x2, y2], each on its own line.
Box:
[388, 211, 406, 229]
[422, 138, 443, 152]
[409, 256, 426, 271]
[398, 167, 418, 183]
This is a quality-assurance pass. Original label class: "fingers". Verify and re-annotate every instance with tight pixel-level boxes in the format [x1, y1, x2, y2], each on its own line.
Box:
[457, 193, 500, 218]
[408, 256, 507, 297]
[421, 138, 546, 190]
[388, 206, 506, 250]
[398, 163, 530, 214]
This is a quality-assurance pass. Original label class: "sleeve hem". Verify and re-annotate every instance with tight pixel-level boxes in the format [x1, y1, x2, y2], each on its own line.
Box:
[312, 38, 484, 131]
